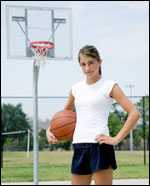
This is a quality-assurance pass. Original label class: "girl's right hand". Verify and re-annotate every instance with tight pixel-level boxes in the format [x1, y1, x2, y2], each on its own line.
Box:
[46, 127, 58, 144]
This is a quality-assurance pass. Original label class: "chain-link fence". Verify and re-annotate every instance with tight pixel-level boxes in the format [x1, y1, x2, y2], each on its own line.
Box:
[1, 95, 149, 164]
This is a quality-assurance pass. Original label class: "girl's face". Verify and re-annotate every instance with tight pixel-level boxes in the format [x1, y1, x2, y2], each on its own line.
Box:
[79, 54, 101, 79]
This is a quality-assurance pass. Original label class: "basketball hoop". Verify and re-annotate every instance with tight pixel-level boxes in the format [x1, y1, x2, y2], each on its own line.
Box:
[30, 41, 54, 66]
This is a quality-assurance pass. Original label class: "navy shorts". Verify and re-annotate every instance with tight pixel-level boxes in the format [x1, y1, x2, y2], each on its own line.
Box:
[71, 143, 117, 175]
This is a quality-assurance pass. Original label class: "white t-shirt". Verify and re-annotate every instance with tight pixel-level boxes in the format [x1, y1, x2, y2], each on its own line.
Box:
[72, 78, 117, 144]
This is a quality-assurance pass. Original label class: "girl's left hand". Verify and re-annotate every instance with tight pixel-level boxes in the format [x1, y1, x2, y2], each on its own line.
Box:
[95, 134, 119, 145]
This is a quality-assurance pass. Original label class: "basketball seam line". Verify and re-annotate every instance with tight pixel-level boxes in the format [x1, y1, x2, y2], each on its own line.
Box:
[55, 128, 75, 138]
[51, 122, 76, 131]
[50, 115, 76, 123]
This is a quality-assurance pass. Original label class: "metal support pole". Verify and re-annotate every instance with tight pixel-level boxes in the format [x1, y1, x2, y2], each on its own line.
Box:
[51, 10, 55, 57]
[142, 96, 146, 165]
[129, 130, 133, 151]
[1, 135, 4, 168]
[126, 84, 135, 151]
[24, 9, 29, 57]
[27, 129, 30, 158]
[33, 61, 39, 185]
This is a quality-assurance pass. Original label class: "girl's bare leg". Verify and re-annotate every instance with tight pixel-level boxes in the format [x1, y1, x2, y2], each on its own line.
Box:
[71, 174, 92, 185]
[93, 167, 113, 185]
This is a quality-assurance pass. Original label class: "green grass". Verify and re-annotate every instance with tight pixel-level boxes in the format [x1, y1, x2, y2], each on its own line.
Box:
[114, 151, 149, 179]
[1, 151, 149, 182]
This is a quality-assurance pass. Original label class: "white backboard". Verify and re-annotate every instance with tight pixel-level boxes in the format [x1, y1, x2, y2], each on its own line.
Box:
[6, 5, 72, 60]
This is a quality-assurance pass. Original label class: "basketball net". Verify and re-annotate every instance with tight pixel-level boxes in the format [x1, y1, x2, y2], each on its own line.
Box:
[30, 41, 54, 67]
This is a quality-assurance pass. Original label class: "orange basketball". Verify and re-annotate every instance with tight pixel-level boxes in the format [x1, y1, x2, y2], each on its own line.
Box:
[49, 110, 76, 141]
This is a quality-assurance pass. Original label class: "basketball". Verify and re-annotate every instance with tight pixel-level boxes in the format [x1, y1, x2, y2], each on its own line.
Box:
[49, 110, 76, 141]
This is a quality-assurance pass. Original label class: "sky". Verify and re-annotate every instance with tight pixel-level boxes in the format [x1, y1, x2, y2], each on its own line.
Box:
[1, 1, 149, 120]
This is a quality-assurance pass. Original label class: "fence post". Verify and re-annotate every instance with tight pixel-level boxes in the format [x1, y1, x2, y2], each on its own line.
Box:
[142, 96, 146, 165]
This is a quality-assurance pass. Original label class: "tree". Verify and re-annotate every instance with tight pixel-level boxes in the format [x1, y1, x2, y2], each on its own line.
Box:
[39, 128, 48, 150]
[109, 103, 128, 136]
[2, 103, 32, 150]
[136, 96, 149, 124]
[108, 102, 128, 150]
[136, 96, 149, 149]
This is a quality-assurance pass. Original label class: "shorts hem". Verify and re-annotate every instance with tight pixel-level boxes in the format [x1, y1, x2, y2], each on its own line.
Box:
[71, 165, 117, 175]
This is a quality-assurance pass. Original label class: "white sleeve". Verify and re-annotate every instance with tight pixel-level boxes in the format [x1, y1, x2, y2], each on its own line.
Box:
[103, 80, 117, 98]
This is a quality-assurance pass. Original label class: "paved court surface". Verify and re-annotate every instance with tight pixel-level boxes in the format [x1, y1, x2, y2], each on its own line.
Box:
[1, 179, 149, 185]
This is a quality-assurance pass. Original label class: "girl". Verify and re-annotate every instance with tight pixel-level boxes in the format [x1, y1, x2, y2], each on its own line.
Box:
[46, 45, 140, 185]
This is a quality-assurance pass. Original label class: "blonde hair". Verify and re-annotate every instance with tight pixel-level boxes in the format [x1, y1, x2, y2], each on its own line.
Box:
[78, 45, 102, 75]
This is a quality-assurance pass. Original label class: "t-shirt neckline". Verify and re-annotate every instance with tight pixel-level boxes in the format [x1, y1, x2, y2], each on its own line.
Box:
[85, 77, 103, 87]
